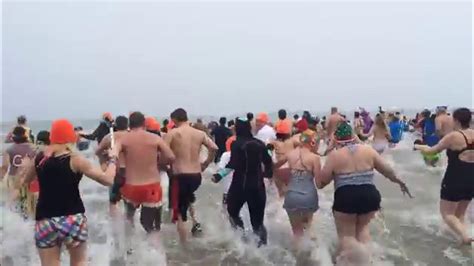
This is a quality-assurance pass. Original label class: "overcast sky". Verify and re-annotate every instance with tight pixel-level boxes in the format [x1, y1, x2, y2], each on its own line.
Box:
[2, 0, 472, 120]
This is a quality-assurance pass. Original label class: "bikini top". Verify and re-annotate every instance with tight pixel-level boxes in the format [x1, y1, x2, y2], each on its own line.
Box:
[333, 144, 375, 190]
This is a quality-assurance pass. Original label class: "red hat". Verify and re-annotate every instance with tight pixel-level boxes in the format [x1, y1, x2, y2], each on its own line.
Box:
[295, 119, 308, 133]
[50, 119, 77, 144]
[145, 117, 157, 129]
[256, 112, 270, 124]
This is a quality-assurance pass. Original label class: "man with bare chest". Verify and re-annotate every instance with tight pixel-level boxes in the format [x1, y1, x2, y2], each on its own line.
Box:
[117, 112, 175, 233]
[165, 108, 218, 242]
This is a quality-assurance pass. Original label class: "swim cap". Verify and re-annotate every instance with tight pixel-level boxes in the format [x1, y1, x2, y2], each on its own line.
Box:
[256, 113, 270, 124]
[103, 112, 113, 121]
[299, 129, 316, 144]
[334, 122, 354, 142]
[275, 119, 292, 134]
[226, 135, 236, 152]
[50, 119, 77, 144]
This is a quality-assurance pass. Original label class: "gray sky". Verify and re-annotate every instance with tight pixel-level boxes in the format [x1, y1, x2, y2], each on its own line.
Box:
[2, 0, 472, 120]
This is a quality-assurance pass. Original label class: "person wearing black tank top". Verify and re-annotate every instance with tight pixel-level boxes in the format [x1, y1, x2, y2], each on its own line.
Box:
[415, 107, 474, 245]
[21, 119, 118, 266]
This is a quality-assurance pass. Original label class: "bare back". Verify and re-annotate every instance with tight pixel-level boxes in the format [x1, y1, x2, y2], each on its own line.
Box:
[286, 147, 319, 175]
[372, 125, 390, 142]
[326, 114, 345, 139]
[274, 138, 298, 162]
[435, 114, 454, 138]
[167, 125, 210, 174]
[121, 130, 161, 185]
[329, 145, 375, 175]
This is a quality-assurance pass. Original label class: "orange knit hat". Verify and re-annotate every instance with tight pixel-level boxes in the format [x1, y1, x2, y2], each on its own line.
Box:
[50, 119, 77, 144]
[256, 112, 270, 124]
[275, 119, 292, 134]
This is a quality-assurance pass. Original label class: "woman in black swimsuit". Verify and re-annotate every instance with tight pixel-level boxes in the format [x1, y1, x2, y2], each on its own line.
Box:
[415, 107, 473, 245]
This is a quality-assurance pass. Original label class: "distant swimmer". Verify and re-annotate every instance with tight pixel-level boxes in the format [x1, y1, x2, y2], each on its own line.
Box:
[225, 118, 273, 247]
[21, 119, 118, 266]
[96, 116, 129, 214]
[435, 106, 454, 139]
[5, 115, 34, 143]
[360, 108, 374, 135]
[319, 122, 411, 261]
[363, 114, 391, 154]
[255, 112, 276, 143]
[1, 126, 35, 218]
[325, 107, 345, 143]
[164, 108, 218, 242]
[353, 111, 365, 141]
[415, 108, 473, 245]
[211, 117, 232, 163]
[117, 112, 175, 234]
[275, 130, 321, 250]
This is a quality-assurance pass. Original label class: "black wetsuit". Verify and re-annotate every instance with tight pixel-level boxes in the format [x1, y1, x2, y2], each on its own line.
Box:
[211, 125, 232, 162]
[441, 131, 474, 202]
[81, 120, 113, 144]
[226, 136, 273, 246]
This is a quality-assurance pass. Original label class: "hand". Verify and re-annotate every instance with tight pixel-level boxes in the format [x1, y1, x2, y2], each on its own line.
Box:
[212, 173, 222, 183]
[399, 182, 413, 198]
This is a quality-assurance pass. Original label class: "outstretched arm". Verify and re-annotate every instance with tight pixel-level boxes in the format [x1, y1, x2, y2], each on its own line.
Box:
[72, 148, 118, 186]
[201, 134, 218, 171]
[415, 134, 450, 154]
[157, 137, 175, 164]
[318, 154, 335, 189]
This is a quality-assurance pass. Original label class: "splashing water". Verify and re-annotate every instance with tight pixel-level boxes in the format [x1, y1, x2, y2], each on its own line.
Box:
[1, 133, 473, 265]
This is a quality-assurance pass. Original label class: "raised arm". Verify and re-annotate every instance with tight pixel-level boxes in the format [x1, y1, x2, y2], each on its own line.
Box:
[72, 152, 117, 186]
[415, 133, 451, 154]
[80, 124, 101, 141]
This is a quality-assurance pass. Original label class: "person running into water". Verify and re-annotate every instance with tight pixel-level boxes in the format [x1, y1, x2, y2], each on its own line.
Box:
[80, 112, 114, 144]
[211, 117, 232, 163]
[435, 106, 454, 139]
[275, 130, 321, 250]
[164, 108, 218, 242]
[117, 112, 175, 234]
[415, 108, 473, 245]
[225, 118, 273, 247]
[272, 109, 299, 198]
[388, 112, 403, 146]
[325, 107, 345, 143]
[364, 114, 392, 154]
[21, 119, 118, 266]
[212, 127, 237, 207]
[359, 108, 374, 135]
[318, 122, 411, 261]
[255, 112, 276, 143]
[1, 126, 36, 218]
[353, 111, 365, 141]
[96, 116, 129, 214]
[5, 115, 35, 143]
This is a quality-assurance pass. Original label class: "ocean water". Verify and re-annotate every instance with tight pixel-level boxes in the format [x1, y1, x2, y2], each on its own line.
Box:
[0, 122, 473, 266]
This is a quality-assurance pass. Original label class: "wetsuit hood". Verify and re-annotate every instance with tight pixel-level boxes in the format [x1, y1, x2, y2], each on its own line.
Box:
[235, 118, 253, 138]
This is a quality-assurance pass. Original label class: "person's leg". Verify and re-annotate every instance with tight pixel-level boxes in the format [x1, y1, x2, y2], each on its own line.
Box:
[355, 211, 377, 244]
[454, 200, 471, 226]
[287, 212, 304, 250]
[247, 188, 267, 246]
[123, 201, 137, 226]
[38, 247, 61, 266]
[226, 188, 246, 230]
[333, 211, 357, 255]
[140, 206, 158, 233]
[440, 199, 472, 244]
[68, 242, 87, 266]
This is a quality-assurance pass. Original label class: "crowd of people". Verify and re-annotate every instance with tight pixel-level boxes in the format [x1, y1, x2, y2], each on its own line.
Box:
[1, 106, 472, 265]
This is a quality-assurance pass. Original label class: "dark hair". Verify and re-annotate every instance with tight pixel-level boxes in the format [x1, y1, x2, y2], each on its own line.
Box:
[74, 126, 83, 131]
[129, 112, 145, 129]
[170, 108, 188, 122]
[36, 130, 50, 145]
[12, 126, 28, 143]
[219, 117, 227, 125]
[227, 120, 235, 128]
[247, 112, 254, 121]
[17, 115, 27, 125]
[235, 118, 252, 138]
[293, 114, 299, 120]
[115, 116, 129, 131]
[453, 108, 472, 129]
[276, 133, 291, 141]
[421, 109, 431, 118]
[278, 109, 287, 120]
[354, 112, 360, 118]
[163, 119, 169, 126]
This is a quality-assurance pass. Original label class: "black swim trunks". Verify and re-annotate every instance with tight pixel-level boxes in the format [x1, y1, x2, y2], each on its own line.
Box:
[333, 184, 381, 215]
[169, 173, 202, 222]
